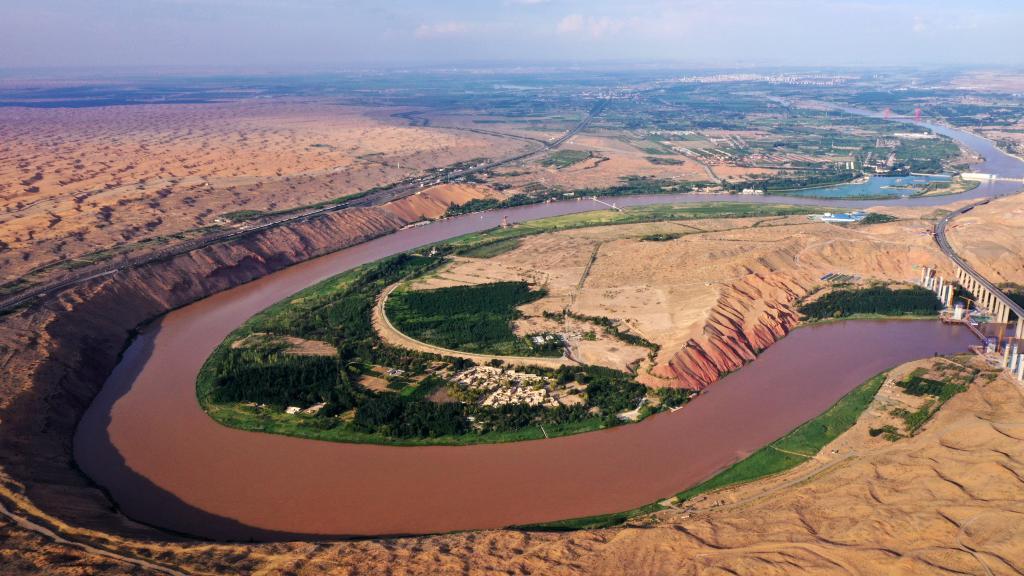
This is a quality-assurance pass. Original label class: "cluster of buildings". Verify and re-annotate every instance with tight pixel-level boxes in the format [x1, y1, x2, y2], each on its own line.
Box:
[676, 73, 852, 87]
[450, 366, 582, 408]
[284, 402, 326, 415]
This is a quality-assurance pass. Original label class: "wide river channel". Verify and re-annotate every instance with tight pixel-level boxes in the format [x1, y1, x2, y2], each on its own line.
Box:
[75, 110, 1023, 540]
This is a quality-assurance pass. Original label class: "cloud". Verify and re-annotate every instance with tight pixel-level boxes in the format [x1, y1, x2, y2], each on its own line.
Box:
[414, 21, 471, 39]
[556, 14, 625, 38]
[556, 14, 584, 34]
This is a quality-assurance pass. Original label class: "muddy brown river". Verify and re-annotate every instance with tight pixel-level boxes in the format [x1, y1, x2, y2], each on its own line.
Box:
[74, 112, 1017, 540]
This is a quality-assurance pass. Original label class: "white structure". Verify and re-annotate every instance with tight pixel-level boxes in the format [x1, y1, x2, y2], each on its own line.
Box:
[820, 211, 867, 223]
[961, 172, 997, 182]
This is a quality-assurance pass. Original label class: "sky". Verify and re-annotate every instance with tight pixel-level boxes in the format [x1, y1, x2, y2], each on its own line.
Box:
[2, 0, 1023, 70]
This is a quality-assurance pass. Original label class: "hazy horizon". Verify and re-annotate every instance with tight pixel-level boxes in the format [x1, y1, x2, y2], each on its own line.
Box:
[2, 0, 1022, 71]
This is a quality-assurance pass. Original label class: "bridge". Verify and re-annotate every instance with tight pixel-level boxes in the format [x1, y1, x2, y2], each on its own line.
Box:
[960, 172, 1024, 184]
[929, 198, 1024, 380]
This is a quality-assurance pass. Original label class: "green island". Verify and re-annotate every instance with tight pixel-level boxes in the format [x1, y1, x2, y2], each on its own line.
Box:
[194, 200, 962, 530]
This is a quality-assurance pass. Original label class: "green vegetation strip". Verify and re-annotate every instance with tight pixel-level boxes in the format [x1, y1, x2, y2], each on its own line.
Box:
[519, 372, 887, 531]
[674, 372, 886, 503]
[799, 285, 941, 320]
[444, 203, 826, 251]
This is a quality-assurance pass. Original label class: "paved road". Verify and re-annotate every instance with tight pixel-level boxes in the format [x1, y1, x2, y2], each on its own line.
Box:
[934, 199, 1024, 321]
[0, 101, 606, 314]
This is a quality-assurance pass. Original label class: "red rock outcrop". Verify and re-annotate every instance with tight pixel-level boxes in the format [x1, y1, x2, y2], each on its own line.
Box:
[655, 272, 810, 389]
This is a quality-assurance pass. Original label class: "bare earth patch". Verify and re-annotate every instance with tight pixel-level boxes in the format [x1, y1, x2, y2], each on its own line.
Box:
[386, 211, 960, 388]
[230, 332, 336, 356]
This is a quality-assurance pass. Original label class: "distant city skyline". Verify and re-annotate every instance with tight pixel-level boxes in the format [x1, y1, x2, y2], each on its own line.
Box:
[2, 0, 1022, 70]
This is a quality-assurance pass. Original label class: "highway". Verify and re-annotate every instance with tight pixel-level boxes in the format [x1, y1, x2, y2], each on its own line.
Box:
[934, 199, 1024, 321]
[0, 101, 605, 314]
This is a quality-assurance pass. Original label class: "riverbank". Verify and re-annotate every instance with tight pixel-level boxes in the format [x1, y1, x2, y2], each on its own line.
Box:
[7, 352, 1019, 574]
[519, 370, 890, 531]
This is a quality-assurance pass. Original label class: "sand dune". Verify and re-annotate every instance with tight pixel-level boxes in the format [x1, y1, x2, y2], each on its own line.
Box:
[0, 101, 528, 282]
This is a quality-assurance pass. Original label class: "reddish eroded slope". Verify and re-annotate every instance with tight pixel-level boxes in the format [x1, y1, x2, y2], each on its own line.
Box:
[0, 205, 405, 537]
[380, 183, 504, 221]
[659, 271, 807, 388]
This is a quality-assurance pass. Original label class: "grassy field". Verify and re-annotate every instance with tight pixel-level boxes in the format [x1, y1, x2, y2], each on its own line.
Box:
[541, 149, 592, 168]
[457, 237, 523, 258]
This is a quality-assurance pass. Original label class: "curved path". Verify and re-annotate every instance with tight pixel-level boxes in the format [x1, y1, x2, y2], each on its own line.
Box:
[73, 110, 1023, 541]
